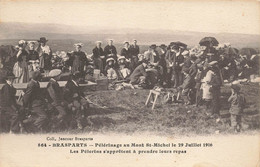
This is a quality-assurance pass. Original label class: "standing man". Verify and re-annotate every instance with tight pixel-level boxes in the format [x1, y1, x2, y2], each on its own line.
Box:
[121, 41, 131, 68]
[159, 44, 168, 86]
[104, 39, 117, 60]
[130, 40, 140, 58]
[92, 41, 105, 73]
[37, 37, 52, 74]
[130, 39, 140, 71]
[173, 46, 185, 87]
[208, 61, 222, 119]
[23, 71, 48, 132]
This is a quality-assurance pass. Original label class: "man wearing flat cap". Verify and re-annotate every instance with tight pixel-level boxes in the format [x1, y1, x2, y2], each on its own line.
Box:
[23, 70, 48, 132]
[92, 41, 105, 73]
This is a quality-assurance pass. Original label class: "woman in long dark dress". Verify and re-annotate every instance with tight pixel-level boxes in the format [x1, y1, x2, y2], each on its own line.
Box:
[69, 43, 87, 80]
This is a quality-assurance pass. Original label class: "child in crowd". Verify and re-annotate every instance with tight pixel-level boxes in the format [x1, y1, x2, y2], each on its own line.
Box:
[228, 84, 246, 132]
[105, 58, 118, 80]
[117, 61, 131, 81]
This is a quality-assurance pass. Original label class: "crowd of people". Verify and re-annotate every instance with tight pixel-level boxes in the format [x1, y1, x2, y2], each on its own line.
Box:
[0, 36, 259, 133]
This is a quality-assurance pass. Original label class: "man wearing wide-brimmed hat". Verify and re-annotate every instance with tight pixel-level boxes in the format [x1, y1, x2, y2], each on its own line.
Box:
[0, 72, 22, 133]
[46, 69, 68, 130]
[23, 70, 48, 132]
[36, 37, 52, 73]
[92, 41, 105, 73]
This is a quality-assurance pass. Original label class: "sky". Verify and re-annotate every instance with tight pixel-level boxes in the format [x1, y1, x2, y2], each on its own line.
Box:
[0, 0, 259, 35]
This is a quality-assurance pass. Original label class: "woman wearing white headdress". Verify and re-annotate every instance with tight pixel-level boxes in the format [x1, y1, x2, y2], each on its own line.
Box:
[13, 40, 29, 83]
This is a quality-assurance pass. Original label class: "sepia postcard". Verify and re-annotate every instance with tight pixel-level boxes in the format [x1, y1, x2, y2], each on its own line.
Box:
[0, 0, 259, 167]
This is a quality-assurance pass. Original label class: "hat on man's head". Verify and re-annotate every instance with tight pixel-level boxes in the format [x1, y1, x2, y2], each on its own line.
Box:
[159, 44, 167, 48]
[38, 37, 48, 43]
[150, 44, 157, 49]
[231, 84, 240, 92]
[49, 69, 62, 78]
[133, 39, 137, 42]
[124, 41, 129, 44]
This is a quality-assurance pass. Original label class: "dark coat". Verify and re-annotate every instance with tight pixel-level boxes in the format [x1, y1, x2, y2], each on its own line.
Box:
[121, 48, 131, 59]
[28, 50, 39, 61]
[64, 79, 84, 103]
[70, 51, 87, 73]
[104, 45, 117, 56]
[23, 79, 45, 108]
[92, 47, 104, 59]
[130, 45, 140, 56]
[0, 83, 17, 108]
[174, 54, 184, 71]
[46, 79, 64, 106]
[37, 45, 52, 70]
[130, 64, 147, 84]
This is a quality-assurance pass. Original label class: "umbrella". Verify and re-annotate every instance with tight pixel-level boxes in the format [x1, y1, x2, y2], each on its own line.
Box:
[170, 41, 187, 49]
[199, 37, 219, 46]
[239, 48, 257, 57]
